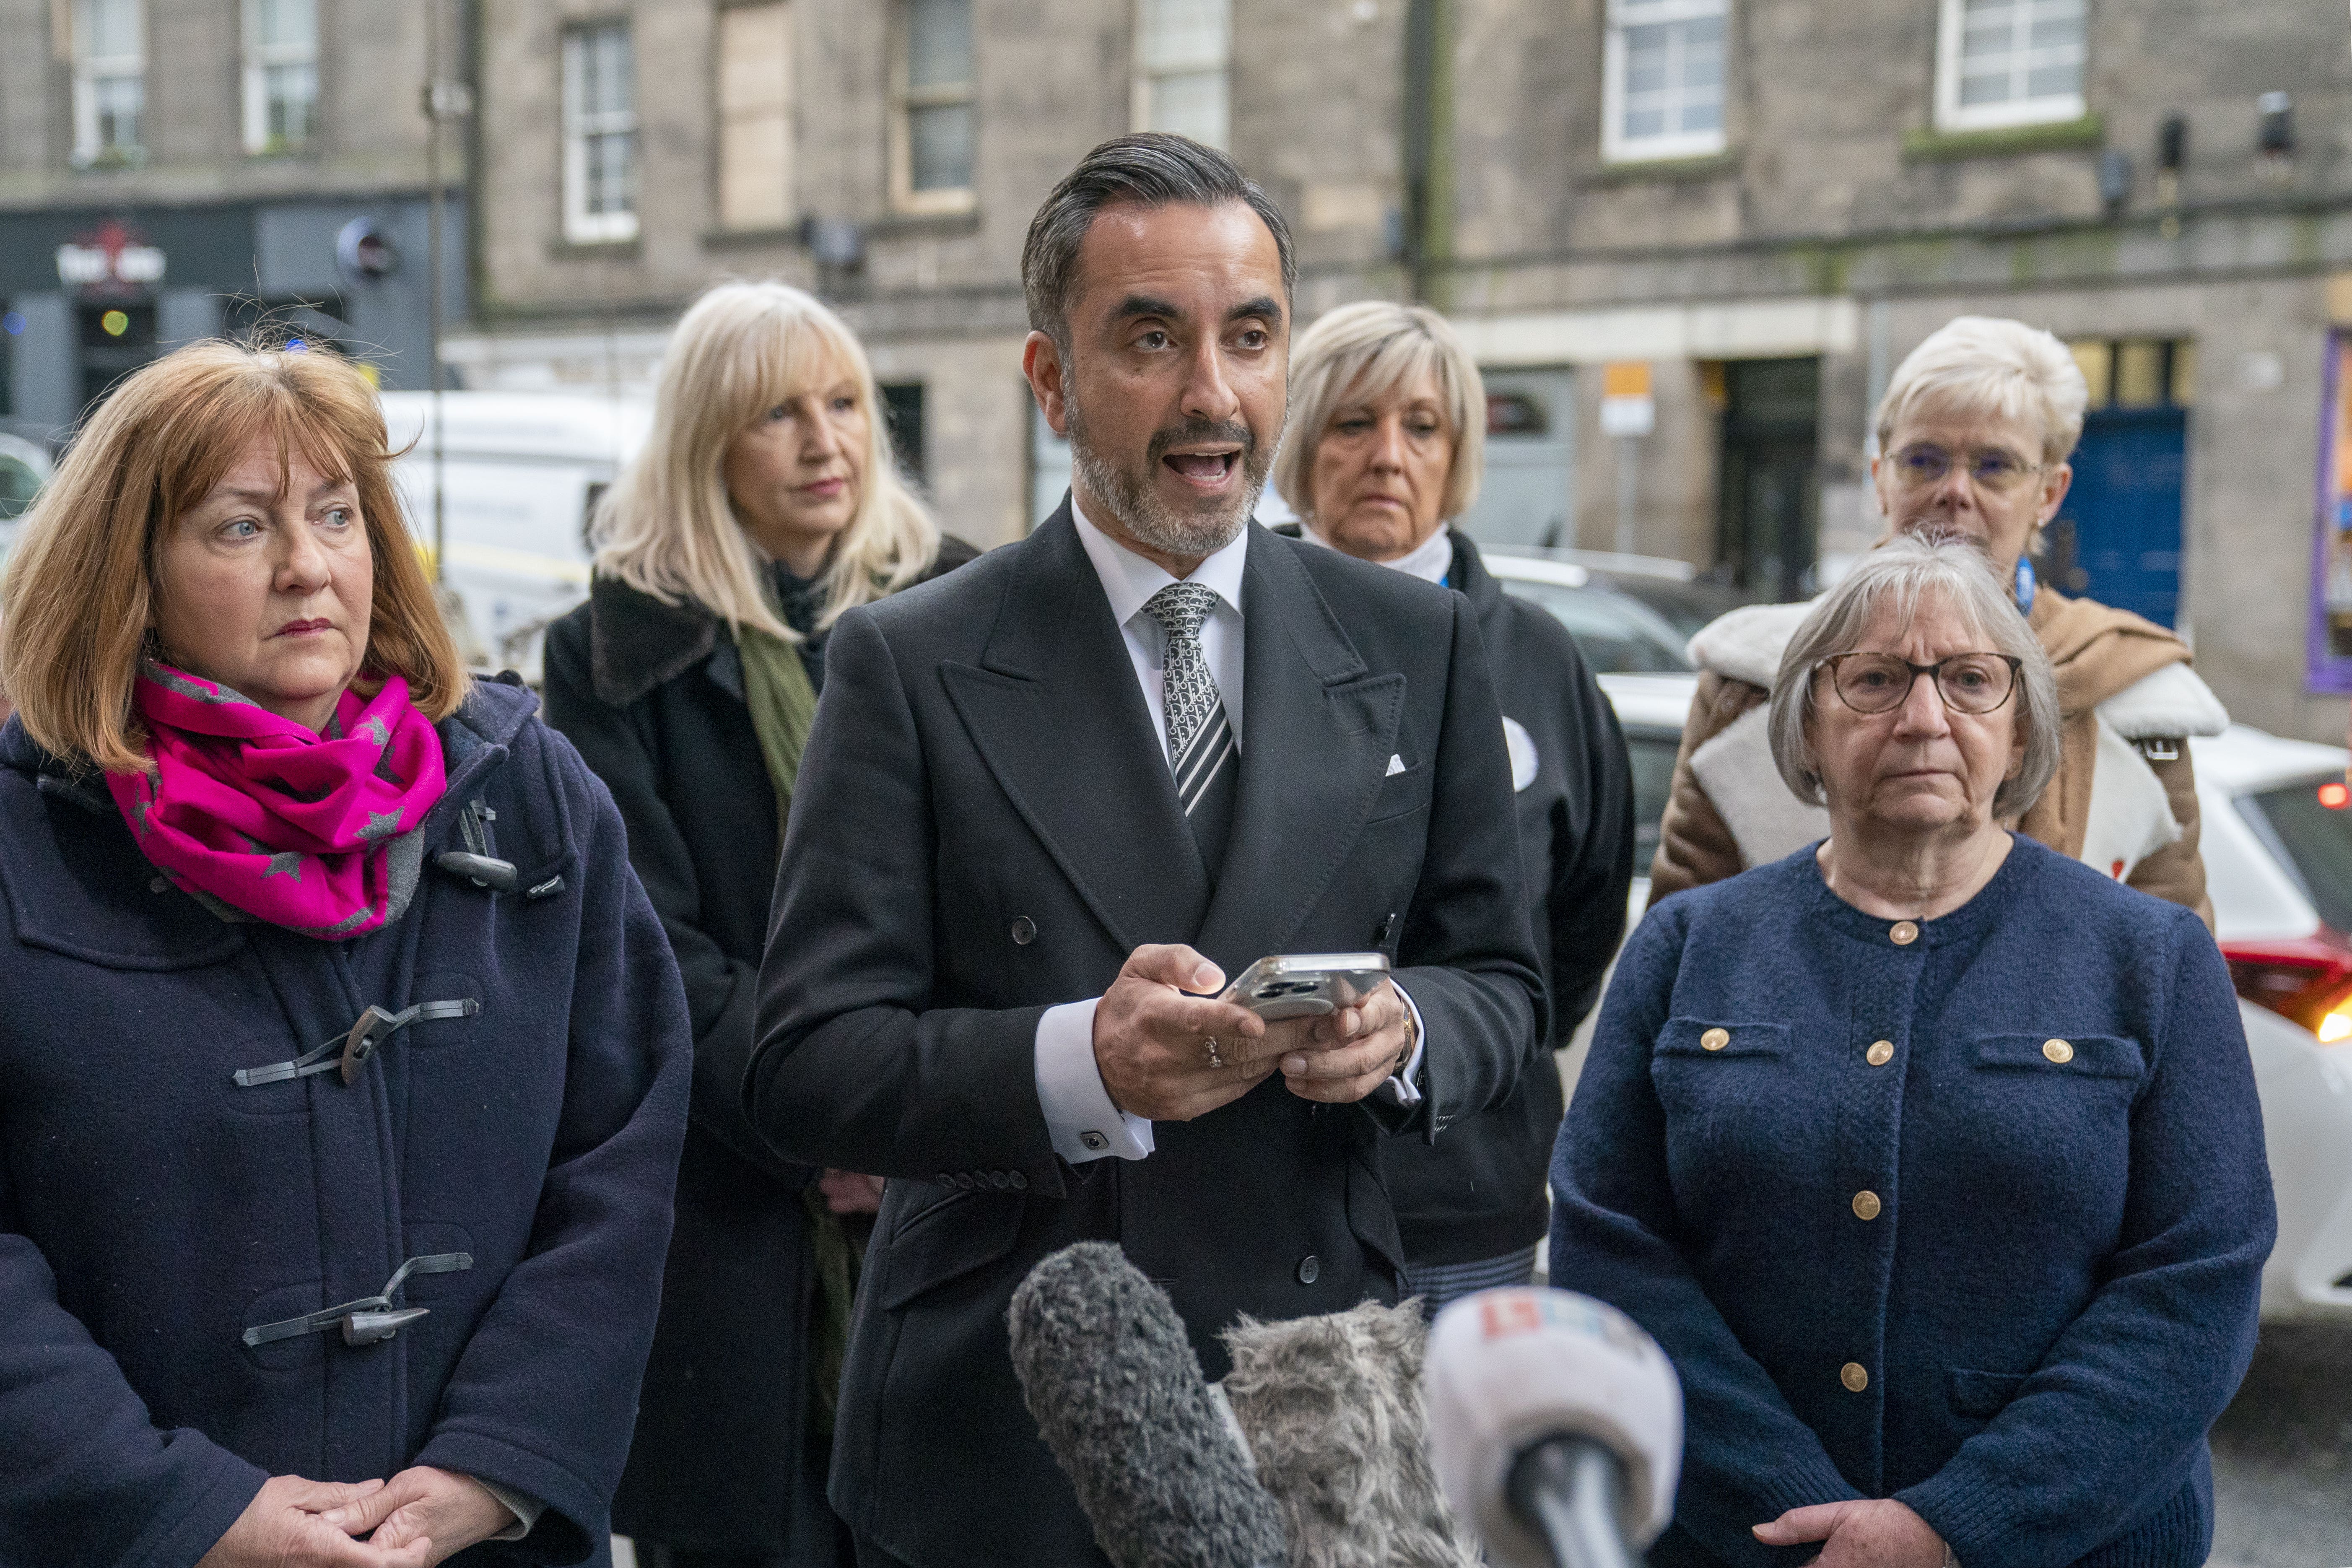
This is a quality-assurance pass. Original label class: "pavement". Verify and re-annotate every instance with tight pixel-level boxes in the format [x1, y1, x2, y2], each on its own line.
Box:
[2211, 1320, 2352, 1568]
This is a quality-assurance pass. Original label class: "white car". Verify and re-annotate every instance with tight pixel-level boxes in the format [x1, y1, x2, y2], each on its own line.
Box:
[0, 432, 53, 560]
[1502, 607, 2352, 1325]
[379, 391, 652, 678]
[2193, 725, 2352, 1323]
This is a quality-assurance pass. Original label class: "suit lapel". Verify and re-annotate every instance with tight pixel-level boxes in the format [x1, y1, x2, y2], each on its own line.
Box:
[1196, 529, 1404, 962]
[940, 506, 1212, 953]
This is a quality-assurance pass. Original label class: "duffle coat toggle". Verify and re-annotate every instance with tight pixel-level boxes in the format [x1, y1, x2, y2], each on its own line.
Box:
[230, 998, 480, 1088]
[436, 797, 518, 892]
[242, 1251, 475, 1348]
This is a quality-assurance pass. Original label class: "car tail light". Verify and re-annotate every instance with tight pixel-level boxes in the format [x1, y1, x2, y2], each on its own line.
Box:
[2222, 932, 2352, 1041]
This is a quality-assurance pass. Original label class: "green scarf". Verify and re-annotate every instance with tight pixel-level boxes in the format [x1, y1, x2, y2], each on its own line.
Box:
[735, 615, 863, 1437]
[735, 619, 820, 844]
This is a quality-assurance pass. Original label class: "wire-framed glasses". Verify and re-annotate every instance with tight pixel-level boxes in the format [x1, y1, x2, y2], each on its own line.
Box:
[1819, 652, 2023, 716]
[1887, 443, 2045, 494]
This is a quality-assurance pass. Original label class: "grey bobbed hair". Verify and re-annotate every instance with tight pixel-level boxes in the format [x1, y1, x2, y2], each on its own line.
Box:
[1767, 533, 2060, 818]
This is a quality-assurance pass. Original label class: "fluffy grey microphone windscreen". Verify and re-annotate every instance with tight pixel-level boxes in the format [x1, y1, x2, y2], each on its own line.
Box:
[1007, 1242, 1288, 1568]
[1222, 1301, 1482, 1568]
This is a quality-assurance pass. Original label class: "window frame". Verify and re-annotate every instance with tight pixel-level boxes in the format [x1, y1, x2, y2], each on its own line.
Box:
[241, 0, 319, 156]
[889, 0, 978, 215]
[1129, 0, 1232, 151]
[561, 18, 642, 245]
[1601, 0, 1730, 165]
[1932, 0, 2087, 134]
[70, 0, 146, 166]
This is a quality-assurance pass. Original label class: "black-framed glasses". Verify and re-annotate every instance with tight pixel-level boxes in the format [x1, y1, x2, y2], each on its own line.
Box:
[1819, 652, 2023, 716]
[1889, 443, 2046, 494]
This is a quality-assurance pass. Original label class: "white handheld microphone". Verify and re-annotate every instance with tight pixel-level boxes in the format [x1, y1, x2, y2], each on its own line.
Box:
[1423, 1288, 1683, 1568]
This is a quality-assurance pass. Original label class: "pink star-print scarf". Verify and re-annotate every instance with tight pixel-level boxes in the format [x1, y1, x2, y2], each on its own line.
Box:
[107, 663, 447, 937]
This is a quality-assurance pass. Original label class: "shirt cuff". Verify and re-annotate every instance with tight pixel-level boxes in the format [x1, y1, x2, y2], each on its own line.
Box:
[1380, 982, 1427, 1107]
[470, 1476, 541, 1542]
[1035, 998, 1154, 1162]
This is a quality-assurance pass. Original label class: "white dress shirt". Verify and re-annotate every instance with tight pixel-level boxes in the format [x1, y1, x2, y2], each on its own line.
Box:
[1033, 501, 1425, 1166]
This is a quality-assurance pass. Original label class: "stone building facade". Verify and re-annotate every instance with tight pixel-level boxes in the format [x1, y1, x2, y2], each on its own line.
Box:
[395, 4, 2352, 734]
[0, 0, 467, 437]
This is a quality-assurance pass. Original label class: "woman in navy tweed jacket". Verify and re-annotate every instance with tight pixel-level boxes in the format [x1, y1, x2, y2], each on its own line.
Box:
[1549, 537, 2274, 1568]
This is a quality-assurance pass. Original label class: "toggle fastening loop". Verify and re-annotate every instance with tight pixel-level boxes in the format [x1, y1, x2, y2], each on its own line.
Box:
[231, 999, 478, 1088]
[242, 1251, 473, 1348]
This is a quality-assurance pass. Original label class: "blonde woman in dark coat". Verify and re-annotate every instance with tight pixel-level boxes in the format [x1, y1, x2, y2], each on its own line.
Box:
[542, 282, 974, 1568]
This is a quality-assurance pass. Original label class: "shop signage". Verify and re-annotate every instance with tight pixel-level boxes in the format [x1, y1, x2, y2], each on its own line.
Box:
[55, 219, 167, 295]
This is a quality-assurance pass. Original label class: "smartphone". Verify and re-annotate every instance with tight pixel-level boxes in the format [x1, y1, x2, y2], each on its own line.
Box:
[1218, 953, 1393, 1021]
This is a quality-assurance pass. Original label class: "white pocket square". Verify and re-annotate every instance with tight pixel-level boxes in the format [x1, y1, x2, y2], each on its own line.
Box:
[1385, 754, 1406, 777]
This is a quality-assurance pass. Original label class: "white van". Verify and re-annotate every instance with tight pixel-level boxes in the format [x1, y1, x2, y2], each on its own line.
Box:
[379, 391, 652, 679]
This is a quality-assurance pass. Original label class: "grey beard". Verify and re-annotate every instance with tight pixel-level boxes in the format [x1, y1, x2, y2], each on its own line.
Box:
[1066, 397, 1272, 559]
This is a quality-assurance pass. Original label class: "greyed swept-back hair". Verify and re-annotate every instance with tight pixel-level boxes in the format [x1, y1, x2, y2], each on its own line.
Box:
[1021, 132, 1297, 352]
[1, 339, 467, 774]
[591, 280, 940, 642]
[1874, 315, 2089, 466]
[1768, 533, 2059, 818]
[1276, 301, 1487, 525]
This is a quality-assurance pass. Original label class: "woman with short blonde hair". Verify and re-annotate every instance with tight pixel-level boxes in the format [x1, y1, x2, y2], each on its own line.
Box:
[1270, 298, 1635, 1317]
[0, 339, 690, 1565]
[543, 279, 976, 1568]
[1649, 313, 2226, 921]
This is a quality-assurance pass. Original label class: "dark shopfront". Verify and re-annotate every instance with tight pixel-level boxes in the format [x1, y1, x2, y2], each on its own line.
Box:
[0, 194, 461, 446]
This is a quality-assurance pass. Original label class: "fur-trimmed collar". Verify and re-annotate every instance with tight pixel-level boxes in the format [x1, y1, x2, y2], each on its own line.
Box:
[586, 574, 724, 709]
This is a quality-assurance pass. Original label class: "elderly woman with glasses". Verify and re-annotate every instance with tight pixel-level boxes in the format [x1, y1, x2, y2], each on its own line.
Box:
[1649, 316, 2225, 919]
[1549, 534, 2272, 1568]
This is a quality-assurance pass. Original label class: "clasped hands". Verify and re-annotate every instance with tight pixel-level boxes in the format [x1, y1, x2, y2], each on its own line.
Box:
[197, 1466, 514, 1568]
[1093, 944, 1413, 1121]
[1755, 1498, 1949, 1568]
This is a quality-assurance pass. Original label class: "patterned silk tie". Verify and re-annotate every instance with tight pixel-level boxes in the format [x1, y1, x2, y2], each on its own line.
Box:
[1143, 581, 1238, 871]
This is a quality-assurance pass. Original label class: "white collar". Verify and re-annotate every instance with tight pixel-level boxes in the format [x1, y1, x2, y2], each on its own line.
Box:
[1070, 495, 1252, 626]
[1298, 522, 1456, 584]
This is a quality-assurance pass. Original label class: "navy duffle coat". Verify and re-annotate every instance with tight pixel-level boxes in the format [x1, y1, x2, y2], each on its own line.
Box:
[1550, 836, 2274, 1568]
[0, 680, 691, 1567]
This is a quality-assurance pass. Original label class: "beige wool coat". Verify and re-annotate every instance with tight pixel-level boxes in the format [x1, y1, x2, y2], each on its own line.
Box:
[1647, 588, 2227, 924]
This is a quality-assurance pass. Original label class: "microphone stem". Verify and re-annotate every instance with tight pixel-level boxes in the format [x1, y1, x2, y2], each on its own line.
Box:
[1507, 1437, 1639, 1568]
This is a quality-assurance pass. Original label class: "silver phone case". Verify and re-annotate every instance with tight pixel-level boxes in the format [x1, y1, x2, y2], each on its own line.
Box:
[1219, 952, 1393, 1020]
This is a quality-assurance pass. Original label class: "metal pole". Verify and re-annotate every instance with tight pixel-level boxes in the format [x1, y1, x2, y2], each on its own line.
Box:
[425, 0, 446, 584]
[1614, 434, 1639, 557]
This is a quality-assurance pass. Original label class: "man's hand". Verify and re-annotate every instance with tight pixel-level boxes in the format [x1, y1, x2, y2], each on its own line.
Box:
[1275, 979, 1415, 1104]
[197, 1476, 429, 1568]
[820, 1169, 887, 1214]
[1093, 945, 1285, 1120]
[1753, 1499, 1947, 1568]
[317, 1466, 515, 1567]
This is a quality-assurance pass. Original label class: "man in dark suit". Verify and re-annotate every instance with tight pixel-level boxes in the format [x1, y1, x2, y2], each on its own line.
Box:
[748, 133, 1545, 1568]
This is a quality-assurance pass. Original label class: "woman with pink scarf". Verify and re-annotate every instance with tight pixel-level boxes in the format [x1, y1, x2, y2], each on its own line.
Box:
[0, 340, 690, 1568]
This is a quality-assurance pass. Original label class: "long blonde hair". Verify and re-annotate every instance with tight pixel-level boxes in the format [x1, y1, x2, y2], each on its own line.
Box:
[592, 280, 941, 641]
[0, 340, 467, 774]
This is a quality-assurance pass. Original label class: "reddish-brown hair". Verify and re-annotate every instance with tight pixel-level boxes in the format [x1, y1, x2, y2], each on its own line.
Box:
[0, 340, 467, 773]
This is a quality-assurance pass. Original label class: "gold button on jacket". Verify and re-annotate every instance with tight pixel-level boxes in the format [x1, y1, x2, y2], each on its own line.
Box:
[1866, 1040, 1894, 1067]
[1889, 921, 1919, 946]
[1852, 1190, 1882, 1221]
[1701, 1027, 1730, 1052]
[1840, 1362, 1870, 1392]
[2044, 1038, 2075, 1064]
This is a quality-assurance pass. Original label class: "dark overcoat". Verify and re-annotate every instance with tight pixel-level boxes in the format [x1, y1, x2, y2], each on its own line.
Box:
[1275, 527, 1636, 1264]
[540, 538, 976, 1558]
[1552, 839, 2274, 1568]
[747, 506, 1547, 1567]
[0, 680, 691, 1568]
